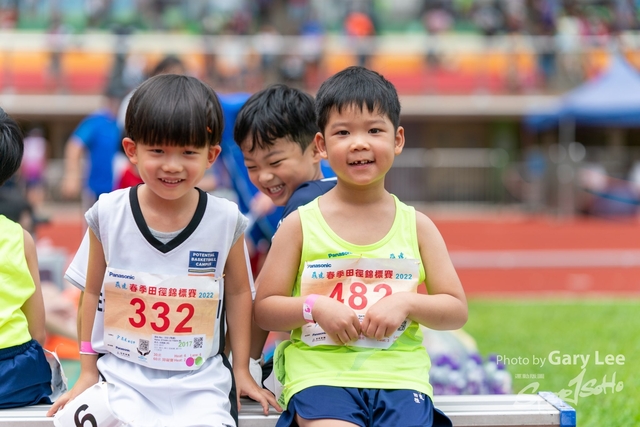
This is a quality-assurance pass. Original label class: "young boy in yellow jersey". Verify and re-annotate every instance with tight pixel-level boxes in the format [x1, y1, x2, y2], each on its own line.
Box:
[254, 66, 468, 427]
[0, 107, 52, 408]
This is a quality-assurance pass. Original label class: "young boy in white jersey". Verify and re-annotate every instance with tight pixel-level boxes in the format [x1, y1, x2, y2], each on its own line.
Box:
[47, 74, 278, 426]
[254, 66, 468, 427]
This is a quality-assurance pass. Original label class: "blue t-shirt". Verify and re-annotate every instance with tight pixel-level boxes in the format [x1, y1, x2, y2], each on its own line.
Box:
[217, 93, 282, 245]
[281, 177, 337, 221]
[72, 109, 121, 197]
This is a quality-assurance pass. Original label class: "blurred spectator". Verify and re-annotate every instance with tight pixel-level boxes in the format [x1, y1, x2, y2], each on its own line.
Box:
[523, 144, 548, 213]
[0, 175, 34, 234]
[287, 0, 311, 29]
[422, 1, 454, 35]
[60, 87, 124, 214]
[343, 9, 376, 67]
[207, 26, 249, 92]
[472, 0, 505, 37]
[20, 127, 47, 215]
[502, 0, 526, 34]
[46, 12, 67, 92]
[279, 52, 306, 89]
[580, 5, 611, 41]
[254, 24, 283, 86]
[557, 1, 584, 86]
[527, 0, 559, 89]
[85, 0, 109, 29]
[612, 0, 637, 34]
[421, 0, 454, 69]
[589, 176, 639, 218]
[299, 12, 325, 87]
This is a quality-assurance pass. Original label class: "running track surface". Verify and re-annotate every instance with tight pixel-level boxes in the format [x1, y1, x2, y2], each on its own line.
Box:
[36, 208, 640, 297]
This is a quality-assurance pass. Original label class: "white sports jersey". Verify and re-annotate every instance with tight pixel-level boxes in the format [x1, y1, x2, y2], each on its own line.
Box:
[64, 206, 256, 299]
[88, 187, 241, 427]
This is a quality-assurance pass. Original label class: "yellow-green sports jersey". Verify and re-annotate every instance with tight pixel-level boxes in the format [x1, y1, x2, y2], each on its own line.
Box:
[275, 195, 432, 408]
[0, 215, 34, 349]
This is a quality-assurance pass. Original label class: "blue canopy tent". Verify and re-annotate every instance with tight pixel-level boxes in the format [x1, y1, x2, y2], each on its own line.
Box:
[524, 53, 640, 217]
[525, 54, 640, 131]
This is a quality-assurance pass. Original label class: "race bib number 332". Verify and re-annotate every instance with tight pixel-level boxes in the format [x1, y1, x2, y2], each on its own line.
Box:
[103, 268, 220, 370]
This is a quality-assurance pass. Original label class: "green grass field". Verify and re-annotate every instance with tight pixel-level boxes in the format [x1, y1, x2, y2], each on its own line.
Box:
[464, 299, 640, 427]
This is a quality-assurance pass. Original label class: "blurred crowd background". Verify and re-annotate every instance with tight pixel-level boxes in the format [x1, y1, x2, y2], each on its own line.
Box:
[1, 5, 639, 424]
[1, 0, 637, 94]
[2, 0, 640, 220]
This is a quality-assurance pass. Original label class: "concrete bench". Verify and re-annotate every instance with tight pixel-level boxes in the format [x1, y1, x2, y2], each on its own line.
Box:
[0, 392, 575, 426]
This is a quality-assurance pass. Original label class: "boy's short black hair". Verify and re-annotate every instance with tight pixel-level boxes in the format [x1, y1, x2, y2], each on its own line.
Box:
[315, 66, 401, 133]
[0, 107, 24, 186]
[234, 84, 318, 153]
[125, 74, 223, 148]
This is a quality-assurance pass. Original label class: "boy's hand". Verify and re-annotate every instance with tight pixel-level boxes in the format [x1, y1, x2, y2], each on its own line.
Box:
[313, 296, 361, 345]
[235, 369, 282, 415]
[361, 293, 410, 340]
[46, 372, 98, 417]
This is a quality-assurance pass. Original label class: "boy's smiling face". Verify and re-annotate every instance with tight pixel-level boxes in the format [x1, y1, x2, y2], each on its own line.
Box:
[241, 137, 323, 206]
[315, 104, 404, 188]
[123, 137, 219, 202]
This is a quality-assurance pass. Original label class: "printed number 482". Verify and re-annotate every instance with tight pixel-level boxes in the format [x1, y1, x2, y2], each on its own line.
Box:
[329, 282, 392, 310]
[128, 298, 194, 333]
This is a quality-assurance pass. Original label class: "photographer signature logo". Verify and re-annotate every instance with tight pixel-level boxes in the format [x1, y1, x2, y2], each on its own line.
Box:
[513, 350, 625, 405]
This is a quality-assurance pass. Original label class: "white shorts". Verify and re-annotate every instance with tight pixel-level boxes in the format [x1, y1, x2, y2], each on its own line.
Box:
[97, 353, 236, 427]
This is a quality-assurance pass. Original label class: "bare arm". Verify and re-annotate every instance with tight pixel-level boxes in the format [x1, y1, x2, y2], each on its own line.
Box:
[254, 213, 361, 344]
[21, 229, 46, 345]
[254, 213, 307, 332]
[361, 212, 467, 339]
[61, 137, 84, 199]
[411, 212, 467, 329]
[225, 235, 280, 413]
[47, 229, 104, 416]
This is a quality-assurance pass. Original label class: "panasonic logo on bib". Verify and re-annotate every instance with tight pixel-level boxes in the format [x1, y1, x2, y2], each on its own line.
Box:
[307, 263, 331, 268]
[108, 271, 135, 280]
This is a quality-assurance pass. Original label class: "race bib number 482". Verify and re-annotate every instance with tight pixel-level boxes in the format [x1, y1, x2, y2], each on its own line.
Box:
[300, 257, 420, 349]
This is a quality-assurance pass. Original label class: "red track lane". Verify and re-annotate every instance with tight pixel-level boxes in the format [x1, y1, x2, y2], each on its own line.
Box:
[36, 210, 640, 296]
[431, 215, 640, 296]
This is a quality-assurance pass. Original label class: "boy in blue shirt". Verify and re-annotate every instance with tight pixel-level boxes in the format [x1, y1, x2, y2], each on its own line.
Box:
[233, 83, 336, 228]
[233, 83, 337, 378]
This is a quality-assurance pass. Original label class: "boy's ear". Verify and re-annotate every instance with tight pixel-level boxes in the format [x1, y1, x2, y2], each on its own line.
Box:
[394, 126, 405, 156]
[314, 132, 328, 159]
[122, 138, 137, 164]
[305, 140, 323, 164]
[207, 144, 222, 167]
